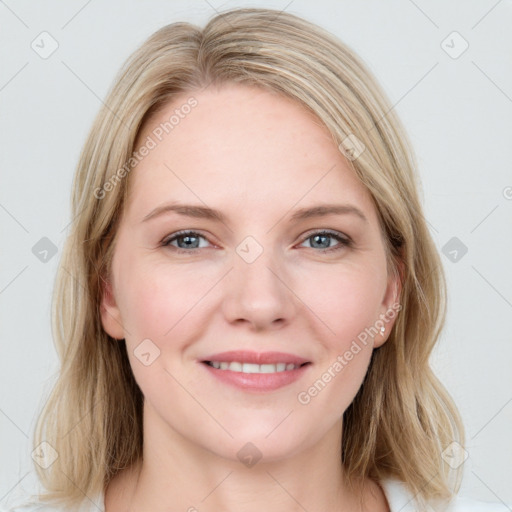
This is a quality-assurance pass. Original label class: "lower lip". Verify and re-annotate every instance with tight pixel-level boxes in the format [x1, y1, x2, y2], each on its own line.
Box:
[201, 362, 311, 392]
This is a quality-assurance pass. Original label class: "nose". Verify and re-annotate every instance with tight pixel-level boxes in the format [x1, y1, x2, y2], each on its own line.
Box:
[221, 245, 297, 331]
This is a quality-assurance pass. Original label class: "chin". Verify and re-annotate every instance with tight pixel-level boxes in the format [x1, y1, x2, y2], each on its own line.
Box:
[207, 425, 316, 466]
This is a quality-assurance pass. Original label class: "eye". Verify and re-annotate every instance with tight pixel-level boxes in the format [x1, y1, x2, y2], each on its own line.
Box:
[161, 230, 212, 253]
[161, 229, 351, 255]
[298, 230, 351, 253]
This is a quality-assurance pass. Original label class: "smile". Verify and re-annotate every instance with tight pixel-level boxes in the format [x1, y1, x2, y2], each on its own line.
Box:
[204, 361, 306, 373]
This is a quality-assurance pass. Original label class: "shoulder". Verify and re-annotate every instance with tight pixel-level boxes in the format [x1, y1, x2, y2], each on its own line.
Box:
[379, 478, 510, 512]
[0, 482, 104, 512]
[0, 482, 45, 512]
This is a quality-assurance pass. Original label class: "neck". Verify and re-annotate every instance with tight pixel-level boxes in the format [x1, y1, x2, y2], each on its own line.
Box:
[105, 401, 387, 512]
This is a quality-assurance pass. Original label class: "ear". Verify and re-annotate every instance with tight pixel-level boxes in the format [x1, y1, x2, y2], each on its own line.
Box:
[99, 275, 125, 340]
[374, 258, 404, 348]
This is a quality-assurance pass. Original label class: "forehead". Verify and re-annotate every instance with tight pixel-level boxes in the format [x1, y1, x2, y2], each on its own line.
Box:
[126, 83, 375, 224]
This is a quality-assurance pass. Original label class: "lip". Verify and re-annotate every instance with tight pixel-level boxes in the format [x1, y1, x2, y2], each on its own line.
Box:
[200, 350, 310, 366]
[199, 350, 312, 392]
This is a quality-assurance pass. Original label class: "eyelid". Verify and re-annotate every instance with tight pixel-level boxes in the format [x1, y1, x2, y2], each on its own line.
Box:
[299, 228, 351, 244]
[161, 228, 352, 256]
[161, 230, 214, 250]
[297, 229, 352, 252]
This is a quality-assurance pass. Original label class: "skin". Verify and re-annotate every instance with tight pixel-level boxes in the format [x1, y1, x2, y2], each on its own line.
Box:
[100, 83, 400, 512]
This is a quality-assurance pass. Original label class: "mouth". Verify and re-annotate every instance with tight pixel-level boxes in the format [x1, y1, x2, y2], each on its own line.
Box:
[199, 351, 312, 392]
[202, 360, 311, 373]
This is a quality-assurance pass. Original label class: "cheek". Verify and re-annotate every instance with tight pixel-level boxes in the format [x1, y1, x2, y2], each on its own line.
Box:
[293, 263, 385, 409]
[115, 260, 208, 399]
[118, 258, 216, 341]
[301, 262, 386, 346]
[115, 258, 224, 397]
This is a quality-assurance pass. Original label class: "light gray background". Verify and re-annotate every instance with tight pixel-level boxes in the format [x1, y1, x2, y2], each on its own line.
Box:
[1, 0, 511, 506]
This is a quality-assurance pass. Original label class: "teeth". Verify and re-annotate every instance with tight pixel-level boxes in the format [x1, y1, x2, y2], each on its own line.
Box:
[243, 363, 260, 373]
[207, 361, 301, 373]
[229, 361, 242, 372]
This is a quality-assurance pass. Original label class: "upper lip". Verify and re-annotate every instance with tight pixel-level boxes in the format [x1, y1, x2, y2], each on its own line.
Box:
[201, 350, 310, 366]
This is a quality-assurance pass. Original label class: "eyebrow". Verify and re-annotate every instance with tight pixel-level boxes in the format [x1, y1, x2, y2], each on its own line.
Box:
[142, 202, 368, 224]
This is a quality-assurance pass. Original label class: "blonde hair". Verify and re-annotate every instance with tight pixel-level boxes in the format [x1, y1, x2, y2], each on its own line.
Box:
[34, 7, 464, 510]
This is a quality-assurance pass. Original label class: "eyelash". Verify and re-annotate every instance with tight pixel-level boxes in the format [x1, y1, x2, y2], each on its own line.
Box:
[161, 229, 352, 255]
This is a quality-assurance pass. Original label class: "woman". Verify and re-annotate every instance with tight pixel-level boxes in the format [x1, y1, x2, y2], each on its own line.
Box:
[3, 7, 506, 512]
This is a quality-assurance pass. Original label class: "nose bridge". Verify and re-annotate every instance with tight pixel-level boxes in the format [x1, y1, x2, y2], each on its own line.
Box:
[222, 235, 296, 329]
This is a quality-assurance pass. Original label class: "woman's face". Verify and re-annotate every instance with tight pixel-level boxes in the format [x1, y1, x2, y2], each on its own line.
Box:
[101, 83, 400, 462]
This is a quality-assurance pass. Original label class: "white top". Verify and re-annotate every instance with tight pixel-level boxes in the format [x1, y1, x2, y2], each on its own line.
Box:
[1, 477, 509, 511]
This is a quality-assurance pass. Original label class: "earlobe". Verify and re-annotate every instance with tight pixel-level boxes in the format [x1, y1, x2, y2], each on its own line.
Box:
[100, 276, 125, 340]
[374, 260, 404, 348]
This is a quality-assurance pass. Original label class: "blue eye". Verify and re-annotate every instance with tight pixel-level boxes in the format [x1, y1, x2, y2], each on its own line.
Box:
[161, 229, 351, 255]
[300, 230, 351, 253]
[162, 231, 211, 253]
